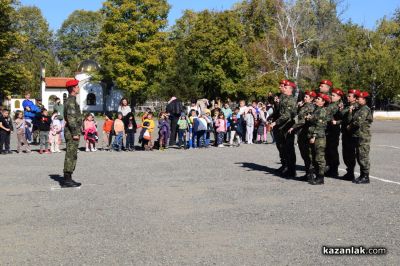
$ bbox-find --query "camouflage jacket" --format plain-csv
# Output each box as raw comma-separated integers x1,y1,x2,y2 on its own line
326,100,342,134
275,94,297,130
348,105,373,138
307,106,328,139
340,102,359,133
64,95,82,136
292,102,315,133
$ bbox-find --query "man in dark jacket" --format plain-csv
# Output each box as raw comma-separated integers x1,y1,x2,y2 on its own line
166,96,183,146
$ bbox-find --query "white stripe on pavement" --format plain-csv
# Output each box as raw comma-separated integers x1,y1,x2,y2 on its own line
51,186,81,190
338,168,400,185
376,145,400,150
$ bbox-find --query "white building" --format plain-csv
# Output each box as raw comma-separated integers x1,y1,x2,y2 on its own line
40,60,124,113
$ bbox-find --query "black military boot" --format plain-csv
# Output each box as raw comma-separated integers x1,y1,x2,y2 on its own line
306,169,314,182
61,173,81,188
298,170,309,181
343,170,355,181
281,167,296,179
329,167,339,179
355,173,370,184
308,171,316,184
314,175,324,185
277,165,286,173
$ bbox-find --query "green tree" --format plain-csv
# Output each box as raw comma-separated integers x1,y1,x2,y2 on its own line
15,5,57,95
98,0,170,101
56,10,103,75
0,0,22,99
176,10,249,100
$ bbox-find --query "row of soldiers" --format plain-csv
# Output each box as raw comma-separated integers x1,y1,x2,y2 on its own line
269,79,373,185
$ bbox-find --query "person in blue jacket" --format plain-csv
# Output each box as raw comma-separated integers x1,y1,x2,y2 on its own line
22,92,41,143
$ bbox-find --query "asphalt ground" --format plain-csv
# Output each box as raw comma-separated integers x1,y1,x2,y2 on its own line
1,120,399,265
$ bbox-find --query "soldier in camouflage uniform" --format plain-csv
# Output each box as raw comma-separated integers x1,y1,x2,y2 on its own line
270,80,288,173
271,81,297,178
62,79,82,188
340,89,360,180
306,93,330,185
325,88,344,178
347,91,373,184
288,90,316,180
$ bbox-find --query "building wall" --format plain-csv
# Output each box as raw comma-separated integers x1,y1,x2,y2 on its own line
80,82,104,112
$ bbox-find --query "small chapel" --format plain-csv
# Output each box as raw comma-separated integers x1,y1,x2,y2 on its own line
40,59,124,113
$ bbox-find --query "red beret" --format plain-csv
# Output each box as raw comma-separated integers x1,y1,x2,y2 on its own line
331,88,344,97
348,89,360,95
285,81,297,89
305,90,317,98
279,79,288,85
317,93,331,103
357,91,370,98
320,80,333,87
66,79,79,88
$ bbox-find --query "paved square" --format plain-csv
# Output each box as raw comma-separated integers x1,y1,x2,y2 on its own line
1,120,399,265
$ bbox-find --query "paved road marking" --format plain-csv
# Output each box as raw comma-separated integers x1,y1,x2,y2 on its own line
376,145,400,150
338,168,400,185
51,186,81,190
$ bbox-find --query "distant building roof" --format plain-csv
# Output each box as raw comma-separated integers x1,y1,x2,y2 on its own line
45,77,75,88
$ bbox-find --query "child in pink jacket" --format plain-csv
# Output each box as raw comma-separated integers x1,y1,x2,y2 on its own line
214,113,227,147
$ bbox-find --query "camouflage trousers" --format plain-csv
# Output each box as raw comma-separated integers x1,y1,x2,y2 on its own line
273,127,286,166
297,130,311,172
356,136,371,175
308,137,326,176
63,128,79,174
342,131,356,173
326,129,340,171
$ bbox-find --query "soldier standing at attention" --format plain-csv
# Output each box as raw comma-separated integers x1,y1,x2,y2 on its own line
347,91,373,184
340,89,360,180
62,79,82,188
271,80,288,173
306,93,330,185
325,88,344,178
288,90,316,180
271,81,297,178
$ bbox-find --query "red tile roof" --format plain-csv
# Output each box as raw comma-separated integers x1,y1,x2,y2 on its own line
45,77,75,88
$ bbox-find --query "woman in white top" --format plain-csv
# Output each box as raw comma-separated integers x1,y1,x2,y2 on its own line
118,98,132,117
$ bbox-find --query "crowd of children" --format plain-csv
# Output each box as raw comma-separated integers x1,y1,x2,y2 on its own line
0,100,276,154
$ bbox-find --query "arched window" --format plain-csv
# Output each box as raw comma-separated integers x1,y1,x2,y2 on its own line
48,95,57,111
14,100,20,109
87,93,96,106
63,93,67,104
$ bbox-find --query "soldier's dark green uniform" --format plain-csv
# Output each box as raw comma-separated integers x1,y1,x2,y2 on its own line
340,101,359,179
275,93,297,177
347,100,373,183
291,101,315,177
272,93,286,170
325,99,342,177
307,104,328,184
63,95,82,178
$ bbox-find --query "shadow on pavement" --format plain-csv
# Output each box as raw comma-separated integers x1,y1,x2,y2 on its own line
235,162,308,182
49,174,64,186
